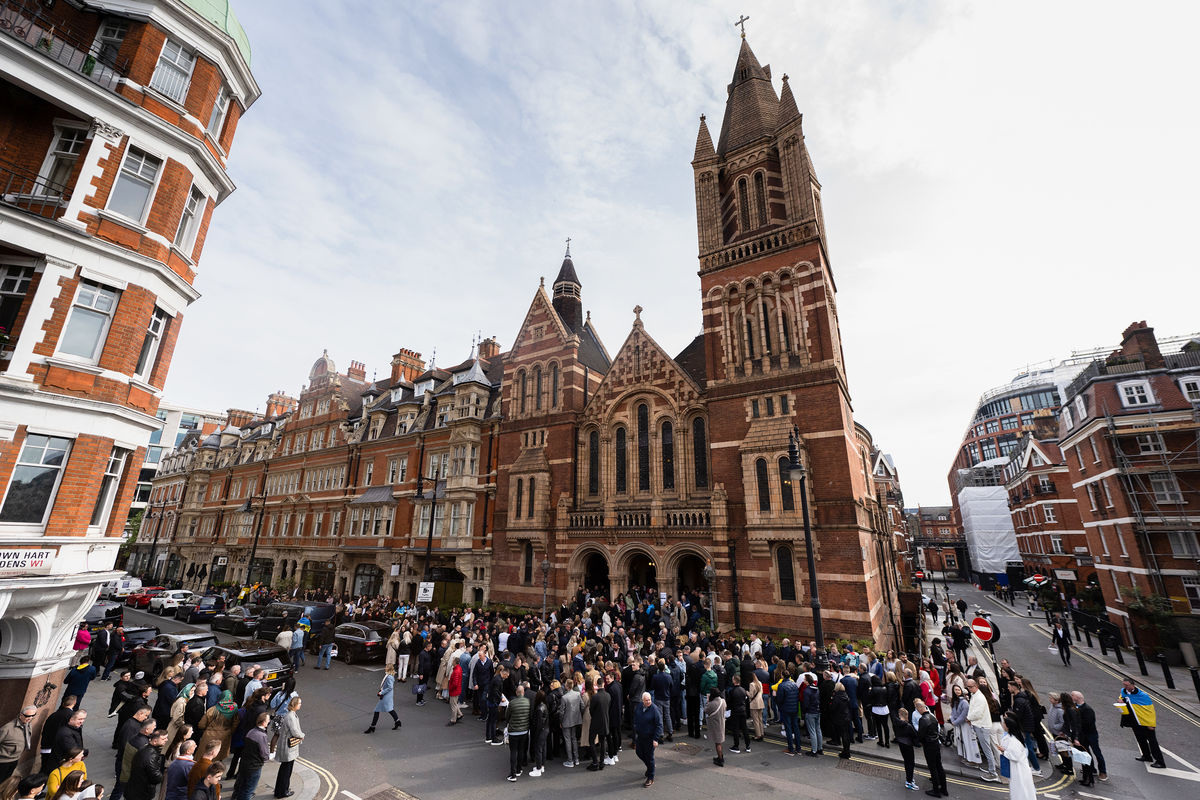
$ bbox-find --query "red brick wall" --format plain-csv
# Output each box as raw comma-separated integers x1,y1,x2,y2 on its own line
44,433,111,536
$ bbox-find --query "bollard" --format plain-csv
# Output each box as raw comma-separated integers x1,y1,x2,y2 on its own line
1157,654,1176,690
1084,628,1093,648
1189,667,1200,704
1045,608,1053,625
1099,633,1107,655
1134,645,1148,676
1114,639,1125,665
1073,621,1081,641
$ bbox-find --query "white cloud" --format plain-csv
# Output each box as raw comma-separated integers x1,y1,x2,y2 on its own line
166,0,1200,504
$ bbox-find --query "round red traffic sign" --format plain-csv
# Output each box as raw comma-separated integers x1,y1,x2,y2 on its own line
972,616,994,642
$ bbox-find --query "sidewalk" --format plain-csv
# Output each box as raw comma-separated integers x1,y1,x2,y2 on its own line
69,685,326,800
980,593,1200,721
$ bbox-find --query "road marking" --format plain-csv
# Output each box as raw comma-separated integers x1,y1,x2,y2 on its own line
298,757,339,800
1161,746,1200,775
341,792,362,800
1145,764,1200,782
1077,792,1109,799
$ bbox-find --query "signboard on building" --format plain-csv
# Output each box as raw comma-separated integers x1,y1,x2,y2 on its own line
1054,569,1078,581
216,557,228,566
0,548,56,578
390,564,400,576
417,582,435,603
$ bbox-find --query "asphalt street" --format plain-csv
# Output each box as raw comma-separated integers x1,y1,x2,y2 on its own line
95,595,1200,800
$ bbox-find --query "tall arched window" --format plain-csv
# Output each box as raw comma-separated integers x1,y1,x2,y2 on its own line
637,403,650,492
517,369,527,414
778,456,795,511
781,304,792,352
615,427,628,494
550,363,559,408
692,418,708,489
534,367,543,410
755,458,771,511
762,300,773,354
661,421,675,491
523,541,533,584
745,313,756,359
588,430,600,496
777,545,797,601
738,177,750,232
754,171,767,227
515,477,524,518
527,477,535,519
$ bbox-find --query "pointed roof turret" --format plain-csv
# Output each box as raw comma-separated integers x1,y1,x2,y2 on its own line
554,254,579,287
552,242,584,331
776,73,800,129
716,37,779,156
693,114,716,162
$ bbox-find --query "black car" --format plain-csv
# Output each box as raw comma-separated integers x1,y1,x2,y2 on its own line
255,602,336,648
175,595,228,623
332,621,390,664
210,605,263,635
131,632,219,678
84,601,123,632
199,640,293,690
116,625,160,666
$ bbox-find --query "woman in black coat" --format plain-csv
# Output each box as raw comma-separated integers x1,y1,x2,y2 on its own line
830,683,854,759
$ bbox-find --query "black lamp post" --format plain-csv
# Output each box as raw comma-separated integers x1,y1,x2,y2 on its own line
702,561,716,630
242,475,268,587
541,557,551,620
144,501,163,580
788,426,825,665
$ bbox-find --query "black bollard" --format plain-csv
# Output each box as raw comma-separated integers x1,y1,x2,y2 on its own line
1099,633,1107,655
1114,639,1125,665
1158,654,1176,690
1189,667,1200,704
1084,627,1093,648
1134,645,1148,676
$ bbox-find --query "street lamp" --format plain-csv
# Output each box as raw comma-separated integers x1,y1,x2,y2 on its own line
541,557,551,620
788,426,825,666
702,561,716,631
144,501,163,581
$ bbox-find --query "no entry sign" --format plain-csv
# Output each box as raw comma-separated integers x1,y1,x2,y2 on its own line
972,616,994,642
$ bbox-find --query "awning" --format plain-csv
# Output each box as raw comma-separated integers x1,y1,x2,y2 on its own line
349,486,397,504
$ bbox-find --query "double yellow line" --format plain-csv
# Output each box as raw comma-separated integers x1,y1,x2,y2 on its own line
298,757,339,800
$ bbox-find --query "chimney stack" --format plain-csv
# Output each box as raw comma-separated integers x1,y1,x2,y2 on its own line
265,391,297,418
1031,409,1059,442
226,408,255,428
390,348,425,384
1116,320,1165,369
347,360,367,382
478,337,501,359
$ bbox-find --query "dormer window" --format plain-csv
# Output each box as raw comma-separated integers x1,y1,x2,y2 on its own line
1180,376,1200,403
1119,380,1154,407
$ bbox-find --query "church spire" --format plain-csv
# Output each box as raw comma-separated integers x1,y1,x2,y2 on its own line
552,246,583,332
776,73,800,130
715,37,779,156
693,114,716,163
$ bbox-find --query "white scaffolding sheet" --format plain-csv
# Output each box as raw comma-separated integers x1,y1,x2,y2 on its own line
959,486,1021,574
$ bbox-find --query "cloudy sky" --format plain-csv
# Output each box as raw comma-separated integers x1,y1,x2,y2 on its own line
168,0,1200,505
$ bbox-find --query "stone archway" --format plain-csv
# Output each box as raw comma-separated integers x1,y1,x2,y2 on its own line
584,552,610,598
663,544,712,599
627,552,658,593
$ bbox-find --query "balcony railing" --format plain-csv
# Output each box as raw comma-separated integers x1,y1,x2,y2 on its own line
567,508,712,530
0,158,70,219
0,0,130,93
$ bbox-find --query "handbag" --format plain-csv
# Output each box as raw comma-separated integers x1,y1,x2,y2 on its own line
287,737,302,748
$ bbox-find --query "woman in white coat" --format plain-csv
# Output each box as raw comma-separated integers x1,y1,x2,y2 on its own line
274,696,304,799
998,712,1036,800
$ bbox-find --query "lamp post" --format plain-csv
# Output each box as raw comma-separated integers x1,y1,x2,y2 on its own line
541,558,551,620
144,501,163,581
702,561,717,631
242,477,268,587
788,426,825,665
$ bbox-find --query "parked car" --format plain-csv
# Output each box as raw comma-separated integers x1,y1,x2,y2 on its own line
332,621,390,664
199,640,293,690
100,577,143,600
149,590,195,615
175,595,228,624
210,604,263,636
115,625,160,665
83,600,123,632
131,632,219,678
125,587,166,609
255,602,337,648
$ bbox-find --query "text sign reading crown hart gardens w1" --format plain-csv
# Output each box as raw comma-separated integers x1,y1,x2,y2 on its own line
0,548,56,578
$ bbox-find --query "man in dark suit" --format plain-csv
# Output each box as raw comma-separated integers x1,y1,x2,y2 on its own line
915,700,947,797
685,648,703,739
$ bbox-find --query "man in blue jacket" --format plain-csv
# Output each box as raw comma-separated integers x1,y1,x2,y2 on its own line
775,668,800,756
632,692,663,787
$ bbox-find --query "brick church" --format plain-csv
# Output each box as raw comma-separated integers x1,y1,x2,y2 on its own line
491,36,901,646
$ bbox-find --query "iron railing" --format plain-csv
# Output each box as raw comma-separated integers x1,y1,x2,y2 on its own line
0,0,130,93
0,157,70,219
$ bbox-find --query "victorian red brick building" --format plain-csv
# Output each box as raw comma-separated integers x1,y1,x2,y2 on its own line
489,37,902,645
0,0,257,722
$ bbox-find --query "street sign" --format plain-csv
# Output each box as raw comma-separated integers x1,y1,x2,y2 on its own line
416,581,435,603
972,616,994,642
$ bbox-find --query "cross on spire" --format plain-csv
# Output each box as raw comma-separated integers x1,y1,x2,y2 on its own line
565,236,571,257
734,14,750,38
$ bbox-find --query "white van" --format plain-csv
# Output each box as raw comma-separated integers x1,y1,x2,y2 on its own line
101,576,142,600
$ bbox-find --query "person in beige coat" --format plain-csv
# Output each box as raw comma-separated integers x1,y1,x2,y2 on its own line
748,674,765,740
705,690,727,767
273,697,303,799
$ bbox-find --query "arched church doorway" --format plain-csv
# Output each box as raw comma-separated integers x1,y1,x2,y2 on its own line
676,554,708,597
628,552,658,593
584,552,610,597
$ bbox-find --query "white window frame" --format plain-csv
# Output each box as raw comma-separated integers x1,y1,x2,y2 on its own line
174,185,205,251
0,434,73,527
1149,472,1184,504
57,279,120,363
107,146,163,225
133,307,168,381
36,123,89,197
1044,504,1057,523
1073,395,1086,420
1051,534,1064,554
207,86,231,139
1179,376,1200,404
1136,433,1165,455
1167,531,1200,559
1062,406,1074,430
1090,437,1101,464
1118,380,1154,408
149,37,196,105
1183,577,1200,613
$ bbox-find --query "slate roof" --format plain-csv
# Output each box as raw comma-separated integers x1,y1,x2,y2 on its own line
554,255,580,286
350,486,396,505
716,38,780,156
577,319,611,373
674,333,707,387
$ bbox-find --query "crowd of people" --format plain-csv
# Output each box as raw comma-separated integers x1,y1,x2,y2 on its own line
0,581,1176,800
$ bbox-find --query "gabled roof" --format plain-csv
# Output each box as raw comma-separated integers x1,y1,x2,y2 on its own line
577,316,611,373
584,315,704,420
510,285,571,354
716,38,780,156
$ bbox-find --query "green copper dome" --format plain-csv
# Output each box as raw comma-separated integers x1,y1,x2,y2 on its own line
180,0,251,66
